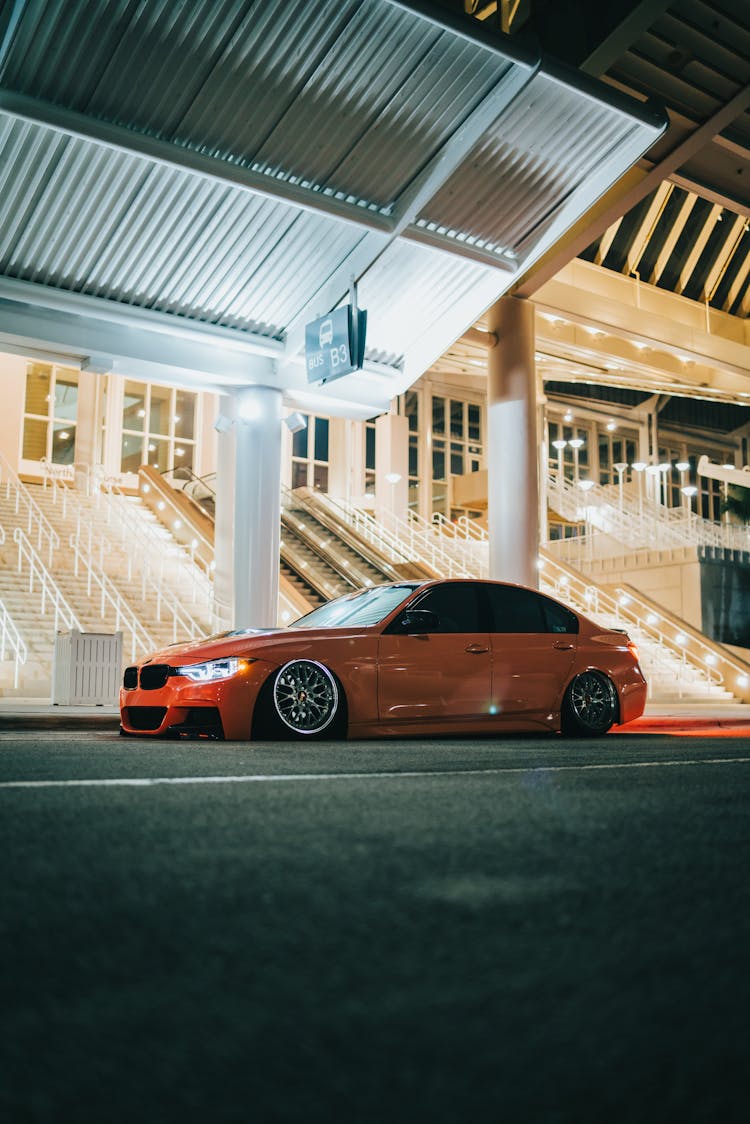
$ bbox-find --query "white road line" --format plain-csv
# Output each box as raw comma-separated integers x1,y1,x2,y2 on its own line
1,757,750,789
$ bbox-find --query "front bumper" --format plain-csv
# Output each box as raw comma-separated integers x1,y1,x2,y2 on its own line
119,659,271,740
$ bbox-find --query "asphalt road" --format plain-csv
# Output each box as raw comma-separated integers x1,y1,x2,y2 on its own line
1,731,749,1124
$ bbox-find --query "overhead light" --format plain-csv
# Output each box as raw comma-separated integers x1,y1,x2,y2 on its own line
578,479,595,491
157,501,166,511
175,447,185,456
606,421,617,431
58,431,70,440
564,411,573,423
385,472,402,484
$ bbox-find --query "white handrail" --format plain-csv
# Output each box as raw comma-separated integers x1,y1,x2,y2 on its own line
323,496,476,578
548,468,750,554
0,592,27,690
538,552,724,697
61,485,208,645
99,478,213,607
67,535,155,662
0,450,60,565
13,526,82,634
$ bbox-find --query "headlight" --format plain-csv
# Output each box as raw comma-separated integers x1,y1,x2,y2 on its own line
175,657,244,682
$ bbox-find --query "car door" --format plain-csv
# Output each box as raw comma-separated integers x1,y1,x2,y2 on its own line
486,585,578,718
377,583,490,724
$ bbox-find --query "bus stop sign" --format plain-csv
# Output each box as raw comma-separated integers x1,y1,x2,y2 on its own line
305,304,367,385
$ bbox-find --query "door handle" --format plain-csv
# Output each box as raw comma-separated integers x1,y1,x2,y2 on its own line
465,644,489,654
553,642,574,650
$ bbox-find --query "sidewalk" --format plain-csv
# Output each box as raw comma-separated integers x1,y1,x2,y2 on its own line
1,697,748,734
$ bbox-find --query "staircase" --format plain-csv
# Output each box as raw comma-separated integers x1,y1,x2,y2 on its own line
0,465,212,697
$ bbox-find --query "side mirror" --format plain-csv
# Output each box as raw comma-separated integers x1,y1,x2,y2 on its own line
399,609,439,633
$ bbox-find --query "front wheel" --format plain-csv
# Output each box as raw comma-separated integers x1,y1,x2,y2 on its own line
270,659,343,737
561,671,618,737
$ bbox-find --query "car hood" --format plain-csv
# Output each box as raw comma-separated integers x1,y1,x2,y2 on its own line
138,625,366,665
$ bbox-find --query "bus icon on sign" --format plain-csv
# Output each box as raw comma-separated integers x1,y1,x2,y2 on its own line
319,319,333,348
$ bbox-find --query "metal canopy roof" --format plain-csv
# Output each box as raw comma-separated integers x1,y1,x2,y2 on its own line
0,0,665,416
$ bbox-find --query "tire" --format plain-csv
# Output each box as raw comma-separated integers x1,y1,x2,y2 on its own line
257,659,344,739
561,671,618,737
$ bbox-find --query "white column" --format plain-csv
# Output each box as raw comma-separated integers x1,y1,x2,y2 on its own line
375,411,408,526
327,417,349,500
487,296,538,587
102,374,124,477
73,369,99,490
233,386,283,629
212,395,236,629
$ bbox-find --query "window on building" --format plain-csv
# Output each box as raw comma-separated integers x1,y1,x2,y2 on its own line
598,431,638,486
120,379,198,475
428,393,484,518
365,420,376,497
22,363,79,465
291,414,329,492
404,390,420,511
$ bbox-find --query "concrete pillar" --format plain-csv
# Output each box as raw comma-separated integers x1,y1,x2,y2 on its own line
232,386,283,629
375,412,408,526
328,418,366,504
73,369,100,490
327,417,349,500
102,374,124,477
212,394,236,629
486,296,538,588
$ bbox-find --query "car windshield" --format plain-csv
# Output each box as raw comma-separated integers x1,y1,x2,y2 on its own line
292,584,421,629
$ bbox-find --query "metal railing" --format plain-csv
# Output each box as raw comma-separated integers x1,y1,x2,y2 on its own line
99,477,213,609
68,535,155,662
55,483,208,647
0,524,28,690
548,468,750,555
321,496,478,579
13,526,82,635
0,592,27,690
0,450,60,565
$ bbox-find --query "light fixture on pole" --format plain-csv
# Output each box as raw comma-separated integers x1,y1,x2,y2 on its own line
568,437,584,484
681,484,698,531
631,461,647,521
551,438,567,494
613,461,628,513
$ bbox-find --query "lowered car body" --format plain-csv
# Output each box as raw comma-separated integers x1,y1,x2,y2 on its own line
119,580,647,740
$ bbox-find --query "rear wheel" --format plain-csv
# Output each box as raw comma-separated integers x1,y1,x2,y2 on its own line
561,671,618,737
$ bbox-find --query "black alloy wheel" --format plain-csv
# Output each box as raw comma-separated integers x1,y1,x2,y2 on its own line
272,659,341,736
562,670,618,736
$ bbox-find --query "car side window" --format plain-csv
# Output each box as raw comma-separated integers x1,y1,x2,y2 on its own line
486,585,578,634
542,596,579,634
408,583,482,633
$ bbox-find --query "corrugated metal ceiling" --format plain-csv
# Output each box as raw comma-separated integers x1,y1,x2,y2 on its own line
0,0,666,413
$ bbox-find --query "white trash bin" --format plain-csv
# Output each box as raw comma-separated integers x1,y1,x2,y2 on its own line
52,630,124,705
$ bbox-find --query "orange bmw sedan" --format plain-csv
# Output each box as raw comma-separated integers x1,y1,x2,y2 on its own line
120,579,647,741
